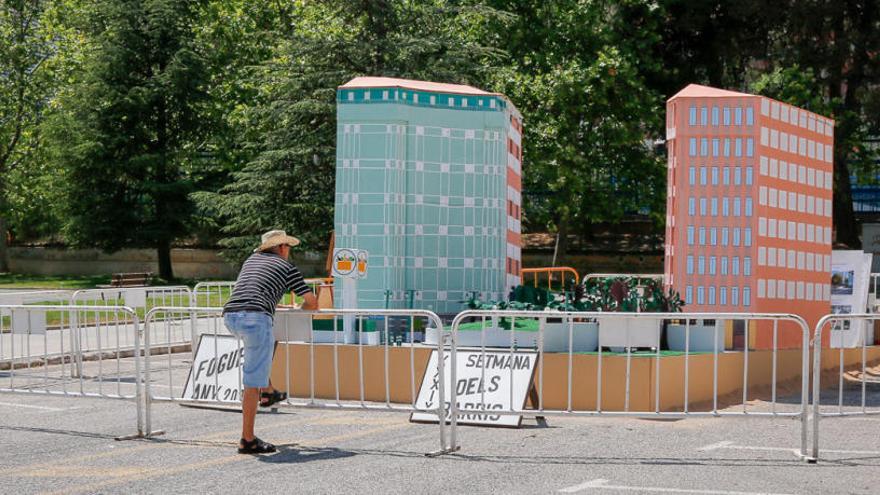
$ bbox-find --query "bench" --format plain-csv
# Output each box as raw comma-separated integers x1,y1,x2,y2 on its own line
108,272,153,288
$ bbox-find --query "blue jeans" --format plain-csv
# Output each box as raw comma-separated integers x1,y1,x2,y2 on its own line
223,312,274,388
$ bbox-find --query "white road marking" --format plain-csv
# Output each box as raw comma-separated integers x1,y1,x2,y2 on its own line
698,441,880,456
697,440,733,451
558,478,796,495
0,401,73,412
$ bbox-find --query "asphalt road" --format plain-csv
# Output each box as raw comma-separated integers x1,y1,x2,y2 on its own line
1,382,879,495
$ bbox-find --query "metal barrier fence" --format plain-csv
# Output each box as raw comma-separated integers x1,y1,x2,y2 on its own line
193,279,332,309
448,310,812,458
141,306,457,455
71,286,193,310
582,273,665,285
7,297,873,463
192,281,236,308
71,286,194,351
0,304,145,438
521,267,580,290
811,313,880,461
0,290,73,305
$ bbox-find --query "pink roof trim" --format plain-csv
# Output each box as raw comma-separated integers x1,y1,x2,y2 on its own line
669,84,755,100
340,77,492,96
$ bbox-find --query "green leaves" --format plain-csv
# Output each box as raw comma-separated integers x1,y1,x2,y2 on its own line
43,0,209,278
203,1,509,265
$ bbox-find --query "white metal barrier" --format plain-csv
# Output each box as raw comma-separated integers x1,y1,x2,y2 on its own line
71,286,194,352
141,306,456,455
193,279,331,309
71,286,193,311
0,289,73,305
192,281,236,308
448,310,812,458
811,313,880,461
0,304,145,438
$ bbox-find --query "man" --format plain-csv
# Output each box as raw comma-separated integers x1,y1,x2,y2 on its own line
223,229,318,454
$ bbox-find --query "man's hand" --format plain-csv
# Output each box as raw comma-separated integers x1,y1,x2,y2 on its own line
299,292,318,310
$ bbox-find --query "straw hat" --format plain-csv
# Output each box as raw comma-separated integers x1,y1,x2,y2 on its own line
254,229,301,253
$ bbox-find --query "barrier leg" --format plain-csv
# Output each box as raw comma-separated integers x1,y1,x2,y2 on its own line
116,314,147,440
426,329,460,457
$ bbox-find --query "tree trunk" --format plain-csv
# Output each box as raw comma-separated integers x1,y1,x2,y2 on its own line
0,216,9,273
832,151,859,247
829,73,863,248
552,214,569,266
157,240,174,281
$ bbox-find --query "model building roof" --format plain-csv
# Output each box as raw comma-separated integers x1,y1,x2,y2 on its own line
669,84,755,100
340,77,492,96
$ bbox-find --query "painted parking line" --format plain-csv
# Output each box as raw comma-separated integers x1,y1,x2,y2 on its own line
0,401,76,412
558,478,796,495
698,441,880,456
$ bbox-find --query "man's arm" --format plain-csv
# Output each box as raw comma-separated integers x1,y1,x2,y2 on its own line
285,264,318,310
299,292,318,310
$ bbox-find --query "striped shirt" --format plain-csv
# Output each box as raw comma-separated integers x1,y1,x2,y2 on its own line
223,252,312,316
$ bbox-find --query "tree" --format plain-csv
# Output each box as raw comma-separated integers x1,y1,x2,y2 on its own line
186,0,299,244
484,0,667,258
198,1,506,264
0,0,57,270
776,0,880,247
47,0,208,279
654,0,880,247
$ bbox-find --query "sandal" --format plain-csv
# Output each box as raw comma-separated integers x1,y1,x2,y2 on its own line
260,390,288,408
238,437,276,454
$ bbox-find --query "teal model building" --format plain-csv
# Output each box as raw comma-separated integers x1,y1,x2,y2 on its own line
334,77,523,313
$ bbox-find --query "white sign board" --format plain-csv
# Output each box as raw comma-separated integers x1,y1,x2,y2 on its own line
830,250,873,348
182,335,244,403
411,350,538,427
332,248,368,279
11,309,46,335
333,247,366,343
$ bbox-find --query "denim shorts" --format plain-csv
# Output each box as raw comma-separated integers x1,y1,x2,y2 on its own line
223,312,274,388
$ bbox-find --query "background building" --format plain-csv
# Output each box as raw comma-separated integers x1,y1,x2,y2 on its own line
664,84,834,348
334,77,522,314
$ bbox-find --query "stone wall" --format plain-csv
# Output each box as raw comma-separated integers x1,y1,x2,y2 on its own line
8,247,328,279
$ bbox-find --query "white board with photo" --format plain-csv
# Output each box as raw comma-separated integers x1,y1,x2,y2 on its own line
830,250,873,348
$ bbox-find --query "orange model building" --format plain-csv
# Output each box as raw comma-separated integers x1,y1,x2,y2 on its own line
664,84,834,348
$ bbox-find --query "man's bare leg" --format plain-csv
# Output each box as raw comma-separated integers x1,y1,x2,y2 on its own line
241,387,259,444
